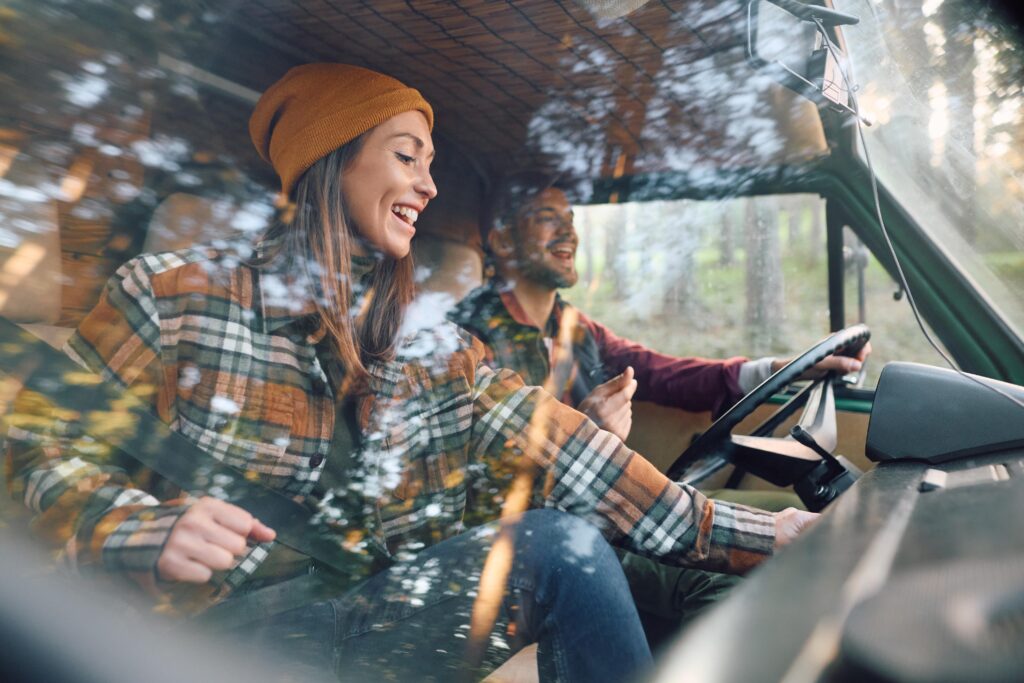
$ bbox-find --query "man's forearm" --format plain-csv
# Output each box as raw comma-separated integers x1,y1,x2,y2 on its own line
585,315,747,414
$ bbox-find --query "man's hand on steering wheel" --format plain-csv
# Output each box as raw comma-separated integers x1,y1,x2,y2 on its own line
770,341,872,379
773,507,820,549
667,325,872,482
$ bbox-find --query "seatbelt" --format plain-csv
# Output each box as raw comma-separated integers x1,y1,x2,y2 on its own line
0,316,376,581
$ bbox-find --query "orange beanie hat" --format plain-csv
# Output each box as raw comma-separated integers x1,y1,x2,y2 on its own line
249,63,434,198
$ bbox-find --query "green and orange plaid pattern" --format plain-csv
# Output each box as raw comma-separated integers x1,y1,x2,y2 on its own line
5,244,775,610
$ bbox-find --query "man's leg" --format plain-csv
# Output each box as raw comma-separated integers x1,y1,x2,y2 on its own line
617,551,740,624
229,509,652,683
615,489,800,647
703,488,805,511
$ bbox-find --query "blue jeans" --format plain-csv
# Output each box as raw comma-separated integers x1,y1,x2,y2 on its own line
231,509,652,682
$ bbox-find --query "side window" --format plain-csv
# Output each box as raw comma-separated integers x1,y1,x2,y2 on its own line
841,226,949,386
564,194,830,363
0,3,279,340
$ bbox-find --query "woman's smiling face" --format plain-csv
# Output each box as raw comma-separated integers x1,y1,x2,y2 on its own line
342,110,437,259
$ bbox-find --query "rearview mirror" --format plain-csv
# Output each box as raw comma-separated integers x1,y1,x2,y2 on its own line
747,0,858,111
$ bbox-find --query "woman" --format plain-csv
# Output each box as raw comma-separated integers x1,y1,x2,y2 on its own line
6,64,815,681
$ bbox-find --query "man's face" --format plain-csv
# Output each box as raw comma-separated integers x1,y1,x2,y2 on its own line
510,187,578,289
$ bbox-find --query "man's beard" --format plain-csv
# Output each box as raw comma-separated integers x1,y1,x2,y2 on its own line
517,253,578,289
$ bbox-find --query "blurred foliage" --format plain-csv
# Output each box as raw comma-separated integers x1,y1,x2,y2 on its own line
565,195,950,387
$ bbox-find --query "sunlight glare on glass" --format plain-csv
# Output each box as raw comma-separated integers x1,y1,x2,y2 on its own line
924,19,946,55
922,0,944,18
0,146,17,180
856,82,892,127
0,243,46,310
63,74,110,109
60,156,94,203
928,81,949,167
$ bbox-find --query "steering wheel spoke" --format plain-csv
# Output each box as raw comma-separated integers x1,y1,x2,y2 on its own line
794,374,837,451
667,325,871,496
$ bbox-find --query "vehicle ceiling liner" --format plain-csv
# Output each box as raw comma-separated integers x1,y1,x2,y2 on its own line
208,0,828,194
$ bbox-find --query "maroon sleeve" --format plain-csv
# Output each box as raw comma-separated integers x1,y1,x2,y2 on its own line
580,312,748,417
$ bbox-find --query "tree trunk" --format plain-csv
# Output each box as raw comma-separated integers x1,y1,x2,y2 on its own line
808,196,823,268
744,199,784,355
784,195,800,248
605,206,625,298
718,201,735,266
882,0,933,101
579,208,593,287
664,201,699,319
939,2,978,244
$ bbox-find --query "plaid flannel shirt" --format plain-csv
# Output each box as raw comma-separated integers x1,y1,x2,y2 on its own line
6,245,775,610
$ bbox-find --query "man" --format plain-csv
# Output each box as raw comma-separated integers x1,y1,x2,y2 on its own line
449,172,868,631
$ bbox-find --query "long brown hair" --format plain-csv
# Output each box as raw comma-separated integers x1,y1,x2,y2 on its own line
261,138,414,386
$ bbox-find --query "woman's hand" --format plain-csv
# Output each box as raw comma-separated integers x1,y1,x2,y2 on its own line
773,507,820,550
157,497,276,583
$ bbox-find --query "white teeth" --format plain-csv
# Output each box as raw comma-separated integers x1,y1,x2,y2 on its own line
392,205,419,224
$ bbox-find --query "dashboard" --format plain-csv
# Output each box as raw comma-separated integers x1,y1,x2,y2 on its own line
655,363,1024,683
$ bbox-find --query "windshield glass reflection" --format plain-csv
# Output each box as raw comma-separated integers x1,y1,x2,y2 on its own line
1,0,1021,680
841,0,1024,338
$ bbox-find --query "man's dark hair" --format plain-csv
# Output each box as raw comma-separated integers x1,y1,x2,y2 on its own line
483,170,573,247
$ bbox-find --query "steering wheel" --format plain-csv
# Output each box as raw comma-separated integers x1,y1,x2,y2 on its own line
666,324,871,483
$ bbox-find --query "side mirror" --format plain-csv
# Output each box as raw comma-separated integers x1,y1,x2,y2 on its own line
747,0,859,111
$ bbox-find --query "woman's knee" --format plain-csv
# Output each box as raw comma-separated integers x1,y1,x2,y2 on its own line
501,510,651,679
507,509,625,583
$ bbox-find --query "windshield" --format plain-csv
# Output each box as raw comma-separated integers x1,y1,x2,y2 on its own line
838,0,1024,339
0,3,812,680
2,1,1022,681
